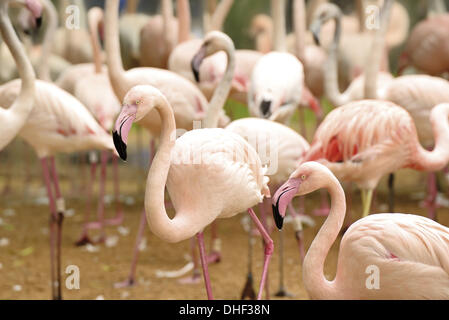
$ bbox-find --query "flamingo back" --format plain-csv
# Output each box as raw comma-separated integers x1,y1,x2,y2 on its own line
226,118,309,186
304,100,416,189
0,79,113,157
336,213,449,299
167,128,270,221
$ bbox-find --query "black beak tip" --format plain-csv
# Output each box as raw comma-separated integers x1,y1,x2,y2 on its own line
191,60,200,83
112,130,127,161
36,16,43,29
272,204,284,230
312,32,320,46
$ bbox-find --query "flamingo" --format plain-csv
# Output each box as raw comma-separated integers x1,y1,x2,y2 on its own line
298,100,449,218
309,2,393,108
104,0,230,288
112,84,273,300
248,0,322,127
138,0,178,69
0,0,41,151
272,161,449,299
167,0,260,105
72,6,123,245
398,8,449,76
0,3,116,299
192,30,315,298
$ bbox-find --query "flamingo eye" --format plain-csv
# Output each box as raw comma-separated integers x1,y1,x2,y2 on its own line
135,100,142,105
301,174,306,180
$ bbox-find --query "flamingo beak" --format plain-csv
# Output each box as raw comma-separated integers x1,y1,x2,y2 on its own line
25,0,43,19
272,178,301,229
310,20,321,46
112,104,137,161
191,45,207,83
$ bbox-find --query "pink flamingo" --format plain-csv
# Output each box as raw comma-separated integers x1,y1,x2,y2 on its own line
112,84,273,300
0,3,115,300
272,161,449,299
104,0,229,288
0,0,41,151
398,12,449,76
193,31,315,298
380,75,449,220
309,2,393,108
300,100,449,218
168,0,261,105
249,0,322,129
72,6,124,245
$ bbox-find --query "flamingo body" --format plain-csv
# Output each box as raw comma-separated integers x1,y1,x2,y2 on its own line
0,79,113,157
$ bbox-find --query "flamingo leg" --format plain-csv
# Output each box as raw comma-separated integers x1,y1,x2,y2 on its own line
361,189,373,218
196,232,214,300
95,150,108,242
109,153,124,225
178,237,201,284
75,153,97,246
49,157,64,301
207,221,221,264
288,202,305,263
114,210,147,288
423,172,438,221
247,208,274,301
388,173,395,212
40,157,58,300
240,218,256,300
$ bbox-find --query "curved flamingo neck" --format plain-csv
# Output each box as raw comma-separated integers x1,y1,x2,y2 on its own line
324,12,349,106
143,92,203,243
204,40,236,128
88,7,104,73
105,0,128,101
177,0,191,44
271,0,286,52
0,1,36,149
38,0,58,81
364,0,393,99
414,104,449,172
293,0,306,62
303,174,345,299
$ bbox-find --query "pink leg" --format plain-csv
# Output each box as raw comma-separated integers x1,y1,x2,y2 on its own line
207,221,221,264
178,237,201,284
41,158,58,299
96,151,108,242
110,154,124,225
75,159,97,246
287,203,305,262
48,157,64,300
247,208,274,300
422,172,438,221
114,210,147,288
197,232,214,300
240,218,256,300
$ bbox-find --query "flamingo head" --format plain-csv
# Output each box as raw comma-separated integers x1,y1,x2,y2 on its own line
310,3,342,47
113,85,163,161
272,162,333,229
11,0,42,33
191,31,235,83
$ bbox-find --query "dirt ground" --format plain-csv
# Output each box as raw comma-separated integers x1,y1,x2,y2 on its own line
1,152,449,300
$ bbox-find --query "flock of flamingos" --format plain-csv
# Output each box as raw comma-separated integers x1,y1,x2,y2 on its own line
1,0,449,300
